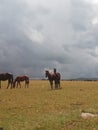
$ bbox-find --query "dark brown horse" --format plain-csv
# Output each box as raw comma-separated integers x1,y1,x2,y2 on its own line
45,70,61,89
0,73,13,89
13,75,29,88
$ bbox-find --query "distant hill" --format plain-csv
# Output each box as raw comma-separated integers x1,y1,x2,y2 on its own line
65,77,98,81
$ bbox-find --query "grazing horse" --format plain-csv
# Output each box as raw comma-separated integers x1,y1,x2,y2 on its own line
45,70,61,89
13,75,29,88
0,73,13,89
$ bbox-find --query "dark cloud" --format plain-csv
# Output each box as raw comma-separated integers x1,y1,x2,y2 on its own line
0,0,98,79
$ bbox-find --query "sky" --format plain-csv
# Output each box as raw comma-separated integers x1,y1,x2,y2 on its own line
0,0,98,79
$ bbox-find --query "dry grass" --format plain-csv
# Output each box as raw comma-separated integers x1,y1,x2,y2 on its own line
0,80,98,130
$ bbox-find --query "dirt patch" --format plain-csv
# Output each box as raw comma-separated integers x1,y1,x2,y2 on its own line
70,102,83,106
61,120,82,130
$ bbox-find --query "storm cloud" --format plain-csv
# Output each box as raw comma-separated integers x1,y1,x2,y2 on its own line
0,0,98,79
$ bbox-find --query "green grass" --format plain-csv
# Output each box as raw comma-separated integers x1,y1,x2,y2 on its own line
0,80,98,130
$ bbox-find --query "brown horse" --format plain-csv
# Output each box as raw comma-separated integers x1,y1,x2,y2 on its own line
0,73,13,89
45,70,61,89
13,75,29,88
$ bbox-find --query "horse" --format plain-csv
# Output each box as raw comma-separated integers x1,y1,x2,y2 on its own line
45,70,61,89
0,73,13,89
13,75,29,88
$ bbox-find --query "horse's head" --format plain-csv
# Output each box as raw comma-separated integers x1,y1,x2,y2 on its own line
45,70,49,77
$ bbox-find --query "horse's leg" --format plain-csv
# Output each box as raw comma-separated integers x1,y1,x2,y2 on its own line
58,80,60,88
27,80,29,88
54,80,56,89
0,81,1,89
16,82,18,88
25,81,26,88
6,80,10,89
59,79,61,89
51,81,53,89
26,81,29,88
57,80,61,89
10,80,13,88
27,83,29,88
25,81,28,88
19,82,21,88
54,79,57,89
11,82,13,88
9,80,12,89
26,80,29,88
50,80,53,89
25,82,28,88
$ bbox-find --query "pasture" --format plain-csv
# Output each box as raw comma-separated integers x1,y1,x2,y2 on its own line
0,80,98,130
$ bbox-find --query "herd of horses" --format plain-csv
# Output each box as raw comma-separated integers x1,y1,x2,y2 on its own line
0,69,61,89
0,73,29,89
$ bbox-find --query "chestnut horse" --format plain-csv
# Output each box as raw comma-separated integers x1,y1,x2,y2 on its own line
13,75,29,88
45,70,61,89
0,73,13,89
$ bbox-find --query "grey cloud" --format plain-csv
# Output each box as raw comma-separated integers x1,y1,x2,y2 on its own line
0,0,98,79
70,0,93,31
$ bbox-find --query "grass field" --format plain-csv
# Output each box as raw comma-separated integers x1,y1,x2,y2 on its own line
0,80,98,130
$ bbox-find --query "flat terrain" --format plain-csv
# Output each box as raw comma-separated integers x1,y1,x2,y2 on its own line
0,80,98,130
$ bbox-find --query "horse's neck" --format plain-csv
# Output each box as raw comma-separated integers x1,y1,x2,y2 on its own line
47,73,53,80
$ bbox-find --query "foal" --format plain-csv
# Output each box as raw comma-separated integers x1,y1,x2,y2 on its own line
13,75,29,88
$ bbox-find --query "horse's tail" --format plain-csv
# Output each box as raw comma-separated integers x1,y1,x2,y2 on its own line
27,77,29,84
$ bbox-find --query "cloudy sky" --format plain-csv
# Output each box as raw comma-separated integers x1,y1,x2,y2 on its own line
0,0,98,79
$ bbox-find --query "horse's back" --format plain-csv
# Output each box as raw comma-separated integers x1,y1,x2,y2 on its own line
0,73,13,80
54,73,60,80
15,75,29,81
